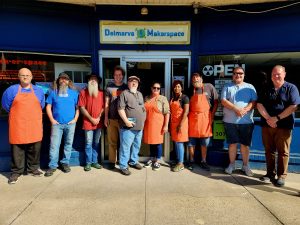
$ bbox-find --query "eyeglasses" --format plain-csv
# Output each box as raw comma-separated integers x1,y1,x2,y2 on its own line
152,87,160,90
233,72,244,75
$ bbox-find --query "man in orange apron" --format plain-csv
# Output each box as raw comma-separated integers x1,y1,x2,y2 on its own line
187,72,218,171
1,68,45,184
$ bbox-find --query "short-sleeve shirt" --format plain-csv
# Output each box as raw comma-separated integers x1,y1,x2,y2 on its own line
187,83,218,108
144,95,170,114
171,94,189,109
105,82,127,119
257,81,300,129
78,89,104,130
1,84,45,113
118,89,146,130
221,82,257,124
46,88,79,124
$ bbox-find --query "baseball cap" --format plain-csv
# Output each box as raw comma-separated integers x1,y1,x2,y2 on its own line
58,72,70,80
128,76,140,83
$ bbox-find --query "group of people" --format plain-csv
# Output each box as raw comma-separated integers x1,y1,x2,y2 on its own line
1,65,299,188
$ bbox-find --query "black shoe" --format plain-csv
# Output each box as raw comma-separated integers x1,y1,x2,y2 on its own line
129,163,143,170
28,169,43,177
61,164,71,173
199,161,210,171
259,175,275,184
107,163,116,170
152,162,161,171
275,178,285,187
186,162,194,171
44,168,57,177
8,173,20,184
120,168,131,176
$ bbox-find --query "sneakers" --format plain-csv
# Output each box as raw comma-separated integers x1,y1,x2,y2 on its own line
172,163,184,172
259,175,274,184
91,163,103,169
275,177,285,187
84,164,91,171
61,164,71,173
152,161,161,171
199,161,210,171
186,162,194,171
44,168,57,177
120,168,131,176
225,163,235,175
28,169,43,177
8,173,20,184
144,160,153,168
129,163,143,170
242,165,254,177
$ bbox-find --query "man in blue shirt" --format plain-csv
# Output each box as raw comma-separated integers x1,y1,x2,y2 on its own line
44,72,79,177
1,68,45,184
257,65,300,187
221,67,257,177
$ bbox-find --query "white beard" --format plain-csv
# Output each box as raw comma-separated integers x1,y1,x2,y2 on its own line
58,85,68,96
88,81,99,97
129,87,137,93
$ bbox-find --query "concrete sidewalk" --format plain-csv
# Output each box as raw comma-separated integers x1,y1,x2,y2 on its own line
1,164,300,225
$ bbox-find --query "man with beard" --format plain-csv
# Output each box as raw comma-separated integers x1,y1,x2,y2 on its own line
1,68,45,184
78,74,104,171
187,72,218,171
104,66,127,169
118,76,146,176
44,72,79,177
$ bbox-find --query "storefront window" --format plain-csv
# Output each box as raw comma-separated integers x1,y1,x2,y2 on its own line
199,52,300,118
0,51,91,115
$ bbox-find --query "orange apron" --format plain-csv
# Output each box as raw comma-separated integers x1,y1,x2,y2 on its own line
170,98,188,142
143,97,164,144
9,85,43,144
188,86,212,138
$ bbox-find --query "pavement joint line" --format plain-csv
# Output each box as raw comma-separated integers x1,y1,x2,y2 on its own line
144,168,148,225
8,171,62,225
231,175,284,225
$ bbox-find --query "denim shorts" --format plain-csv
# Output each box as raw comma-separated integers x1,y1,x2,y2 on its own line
188,137,210,147
224,122,254,146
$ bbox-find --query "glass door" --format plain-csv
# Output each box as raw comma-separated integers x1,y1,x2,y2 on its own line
123,58,169,161
99,51,191,162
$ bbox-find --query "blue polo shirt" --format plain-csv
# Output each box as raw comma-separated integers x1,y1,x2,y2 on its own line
1,84,45,113
257,81,300,129
46,88,79,124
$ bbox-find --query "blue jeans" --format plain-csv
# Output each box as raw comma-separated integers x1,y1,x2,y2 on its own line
174,142,184,163
119,129,143,170
150,144,162,160
48,123,76,169
85,129,102,164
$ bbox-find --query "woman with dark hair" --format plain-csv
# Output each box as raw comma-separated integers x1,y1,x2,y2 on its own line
170,80,189,172
143,82,170,171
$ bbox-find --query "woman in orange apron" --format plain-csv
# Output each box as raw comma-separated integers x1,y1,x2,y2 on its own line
170,80,189,172
143,82,170,171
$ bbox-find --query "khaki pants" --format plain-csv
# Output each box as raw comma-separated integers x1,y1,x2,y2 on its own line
107,119,120,163
262,126,292,179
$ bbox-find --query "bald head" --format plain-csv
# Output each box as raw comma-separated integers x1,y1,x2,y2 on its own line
18,68,33,88
271,65,286,88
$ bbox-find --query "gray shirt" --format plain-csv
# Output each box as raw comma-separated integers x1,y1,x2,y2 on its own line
118,89,146,130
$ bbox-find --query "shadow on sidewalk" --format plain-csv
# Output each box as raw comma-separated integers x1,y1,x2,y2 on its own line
187,164,300,197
